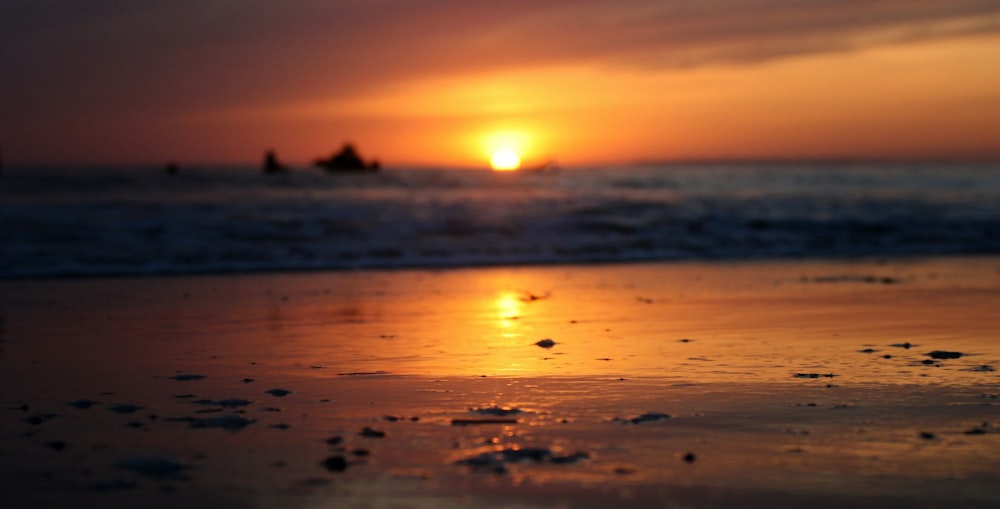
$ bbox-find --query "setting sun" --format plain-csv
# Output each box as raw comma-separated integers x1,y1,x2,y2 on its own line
490,149,521,171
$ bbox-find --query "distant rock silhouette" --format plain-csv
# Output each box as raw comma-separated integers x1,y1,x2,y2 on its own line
263,150,287,174
314,143,380,172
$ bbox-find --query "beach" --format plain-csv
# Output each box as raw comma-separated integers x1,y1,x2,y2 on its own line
5,2,1000,506
2,257,998,508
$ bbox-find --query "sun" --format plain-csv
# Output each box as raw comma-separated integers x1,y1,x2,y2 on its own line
490,149,521,171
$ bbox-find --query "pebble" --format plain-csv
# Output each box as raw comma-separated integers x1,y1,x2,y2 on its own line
46,440,67,451
266,388,293,397
168,414,256,431
614,412,671,424
116,455,190,479
67,399,100,409
108,404,144,414
456,447,590,474
321,456,348,472
169,374,206,381
192,398,253,408
964,423,994,435
535,339,556,349
470,406,524,416
24,413,58,425
927,351,963,360
360,427,386,438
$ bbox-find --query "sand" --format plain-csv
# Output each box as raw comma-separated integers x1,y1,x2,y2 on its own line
1,257,999,508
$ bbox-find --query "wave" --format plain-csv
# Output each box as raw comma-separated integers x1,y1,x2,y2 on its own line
2,163,999,278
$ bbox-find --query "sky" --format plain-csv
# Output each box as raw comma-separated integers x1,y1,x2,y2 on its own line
2,0,1000,167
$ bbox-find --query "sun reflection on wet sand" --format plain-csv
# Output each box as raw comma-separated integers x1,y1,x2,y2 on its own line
5,259,1000,384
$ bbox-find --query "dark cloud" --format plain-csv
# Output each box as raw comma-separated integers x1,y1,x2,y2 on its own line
1,0,997,160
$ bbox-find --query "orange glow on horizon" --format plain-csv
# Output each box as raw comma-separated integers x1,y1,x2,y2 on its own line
156,34,1000,167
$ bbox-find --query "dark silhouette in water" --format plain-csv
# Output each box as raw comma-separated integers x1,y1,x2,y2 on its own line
314,143,380,172
165,161,179,175
263,150,287,174
523,160,560,174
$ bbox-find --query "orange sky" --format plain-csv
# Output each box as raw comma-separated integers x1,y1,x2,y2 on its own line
2,1,999,167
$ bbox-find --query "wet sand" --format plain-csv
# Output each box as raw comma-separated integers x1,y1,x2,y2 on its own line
1,257,999,508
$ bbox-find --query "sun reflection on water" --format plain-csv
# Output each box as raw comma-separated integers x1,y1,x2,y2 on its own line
495,292,523,332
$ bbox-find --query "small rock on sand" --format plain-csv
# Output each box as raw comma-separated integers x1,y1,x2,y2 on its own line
927,350,963,360
964,423,995,435
360,427,386,438
614,412,671,424
116,455,190,479
266,388,293,397
24,413,58,425
67,399,100,409
169,374,206,381
168,414,256,431
322,455,349,472
470,406,524,416
535,339,556,349
192,398,252,408
456,447,589,473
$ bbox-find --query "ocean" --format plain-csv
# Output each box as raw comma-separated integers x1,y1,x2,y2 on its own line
2,162,999,278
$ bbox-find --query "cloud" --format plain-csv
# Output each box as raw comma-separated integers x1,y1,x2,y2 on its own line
1,0,998,123
457,0,1000,70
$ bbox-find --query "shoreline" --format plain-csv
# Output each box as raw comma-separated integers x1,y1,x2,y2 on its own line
5,251,1000,282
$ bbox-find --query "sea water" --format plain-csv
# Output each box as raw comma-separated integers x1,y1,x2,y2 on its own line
2,162,999,278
